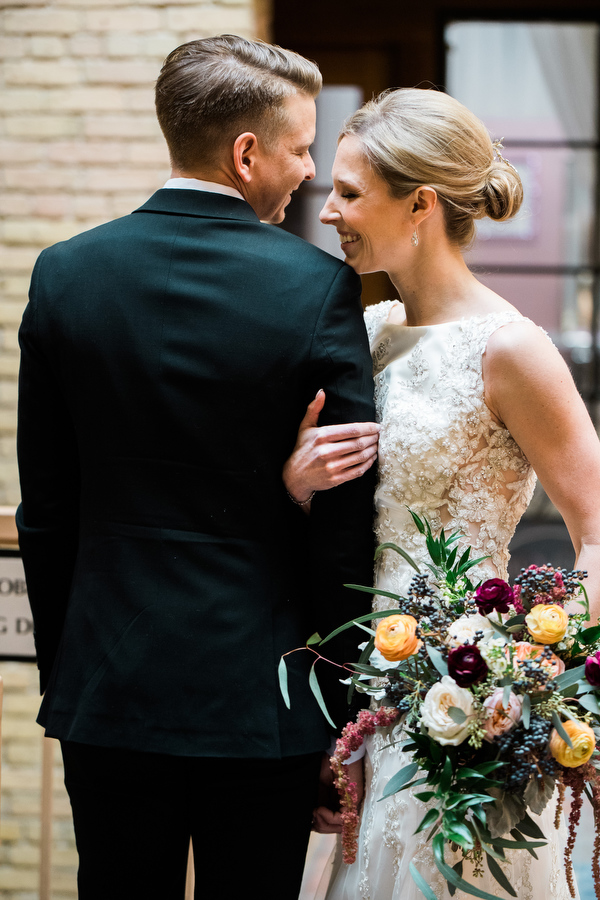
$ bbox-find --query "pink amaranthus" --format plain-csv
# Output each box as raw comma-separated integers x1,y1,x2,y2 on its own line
330,706,399,863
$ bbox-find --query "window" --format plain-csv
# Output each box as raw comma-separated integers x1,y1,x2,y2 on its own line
445,21,599,407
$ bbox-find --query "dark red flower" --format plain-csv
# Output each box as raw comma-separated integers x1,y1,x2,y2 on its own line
585,651,600,688
447,644,488,688
475,578,513,615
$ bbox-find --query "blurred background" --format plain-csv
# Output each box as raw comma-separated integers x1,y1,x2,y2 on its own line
0,0,599,896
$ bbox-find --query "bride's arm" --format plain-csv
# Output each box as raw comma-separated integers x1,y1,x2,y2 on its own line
484,320,600,622
282,389,379,505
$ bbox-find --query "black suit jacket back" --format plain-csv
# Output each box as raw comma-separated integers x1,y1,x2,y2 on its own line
17,189,376,758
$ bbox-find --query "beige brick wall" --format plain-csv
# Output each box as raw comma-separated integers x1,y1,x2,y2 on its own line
0,2,269,895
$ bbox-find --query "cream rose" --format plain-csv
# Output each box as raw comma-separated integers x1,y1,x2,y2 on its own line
482,688,522,742
420,675,475,746
447,613,495,646
525,603,569,644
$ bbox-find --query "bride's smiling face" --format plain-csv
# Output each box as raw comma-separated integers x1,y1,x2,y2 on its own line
320,135,413,275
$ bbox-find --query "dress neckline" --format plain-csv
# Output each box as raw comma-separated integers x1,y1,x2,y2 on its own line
384,310,523,330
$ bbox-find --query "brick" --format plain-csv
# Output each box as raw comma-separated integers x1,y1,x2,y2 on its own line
68,33,103,57
47,140,124,164
126,142,170,166
84,114,160,138
0,141,43,163
2,275,30,298
5,116,80,139
0,89,52,113
2,220,83,247
84,60,160,84
123,87,157,112
0,821,22,843
49,87,125,112
0,247,39,274
86,8,161,32
0,36,26,56
86,167,166,192
30,36,65,57
166,5,254,34
2,9,82,34
0,866,38,890
5,61,81,86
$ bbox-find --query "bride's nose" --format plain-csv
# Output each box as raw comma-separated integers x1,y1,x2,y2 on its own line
319,192,340,225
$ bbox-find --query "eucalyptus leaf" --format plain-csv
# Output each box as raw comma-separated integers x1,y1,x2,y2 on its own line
554,665,586,690
551,711,573,748
278,657,290,709
426,644,449,677
579,692,600,714
578,624,600,645
486,854,517,897
415,808,440,834
374,541,421,573
409,862,438,900
432,834,505,900
522,692,531,729
309,662,336,729
447,705,467,724
379,762,420,800
515,813,546,840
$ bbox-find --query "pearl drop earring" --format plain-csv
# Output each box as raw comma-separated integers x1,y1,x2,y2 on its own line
411,228,419,247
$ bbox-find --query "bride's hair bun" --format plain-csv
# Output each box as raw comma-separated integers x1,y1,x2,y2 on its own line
340,88,524,249
482,159,523,222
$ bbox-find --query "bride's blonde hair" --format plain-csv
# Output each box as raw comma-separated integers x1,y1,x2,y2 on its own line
340,87,523,248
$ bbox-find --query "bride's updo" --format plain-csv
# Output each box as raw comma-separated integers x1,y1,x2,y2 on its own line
340,88,523,248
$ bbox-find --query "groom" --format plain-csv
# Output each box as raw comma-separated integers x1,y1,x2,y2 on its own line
16,35,377,899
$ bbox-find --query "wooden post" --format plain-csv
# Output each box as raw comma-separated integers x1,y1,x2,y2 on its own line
40,736,54,900
185,839,194,899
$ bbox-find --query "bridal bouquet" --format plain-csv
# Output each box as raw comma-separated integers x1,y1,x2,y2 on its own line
279,513,600,900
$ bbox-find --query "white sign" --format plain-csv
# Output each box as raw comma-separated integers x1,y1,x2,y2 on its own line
0,552,35,660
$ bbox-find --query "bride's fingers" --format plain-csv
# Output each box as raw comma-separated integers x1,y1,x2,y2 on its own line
313,421,380,445
298,389,326,432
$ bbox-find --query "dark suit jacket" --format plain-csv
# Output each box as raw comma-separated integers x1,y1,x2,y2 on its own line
16,188,376,759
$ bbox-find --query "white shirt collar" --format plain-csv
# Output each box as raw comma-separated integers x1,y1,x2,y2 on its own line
162,177,245,202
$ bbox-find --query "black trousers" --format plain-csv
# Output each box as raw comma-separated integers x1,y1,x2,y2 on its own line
61,741,323,900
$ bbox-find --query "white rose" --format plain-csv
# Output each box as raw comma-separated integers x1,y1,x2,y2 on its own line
420,675,475,746
447,614,495,646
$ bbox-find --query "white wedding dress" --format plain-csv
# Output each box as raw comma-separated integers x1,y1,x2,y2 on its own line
323,301,576,900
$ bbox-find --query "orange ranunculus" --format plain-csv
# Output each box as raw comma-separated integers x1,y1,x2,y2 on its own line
549,719,596,767
374,614,421,662
511,641,565,679
525,603,569,644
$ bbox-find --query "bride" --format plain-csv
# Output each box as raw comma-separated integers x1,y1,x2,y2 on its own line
283,87,600,899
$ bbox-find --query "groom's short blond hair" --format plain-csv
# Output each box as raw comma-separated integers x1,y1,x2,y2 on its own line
155,34,322,171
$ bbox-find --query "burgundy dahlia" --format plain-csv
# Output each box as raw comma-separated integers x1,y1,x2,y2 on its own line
447,644,488,688
585,651,600,688
475,578,513,615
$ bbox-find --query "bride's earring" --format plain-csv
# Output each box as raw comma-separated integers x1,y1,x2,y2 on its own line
411,228,419,247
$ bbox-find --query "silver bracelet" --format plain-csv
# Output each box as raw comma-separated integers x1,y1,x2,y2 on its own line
286,489,315,507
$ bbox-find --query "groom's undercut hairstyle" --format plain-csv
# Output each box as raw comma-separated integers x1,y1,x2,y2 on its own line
155,34,322,172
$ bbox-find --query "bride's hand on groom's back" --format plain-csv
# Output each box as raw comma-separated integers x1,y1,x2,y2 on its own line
283,390,379,504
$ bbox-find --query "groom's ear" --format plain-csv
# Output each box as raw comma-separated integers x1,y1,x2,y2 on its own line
232,132,260,184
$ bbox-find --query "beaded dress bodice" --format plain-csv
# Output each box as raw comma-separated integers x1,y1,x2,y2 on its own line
365,300,537,608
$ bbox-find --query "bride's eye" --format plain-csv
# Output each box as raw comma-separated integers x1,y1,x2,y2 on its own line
341,191,358,200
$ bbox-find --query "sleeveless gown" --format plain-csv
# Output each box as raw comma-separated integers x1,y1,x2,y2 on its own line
323,301,576,900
